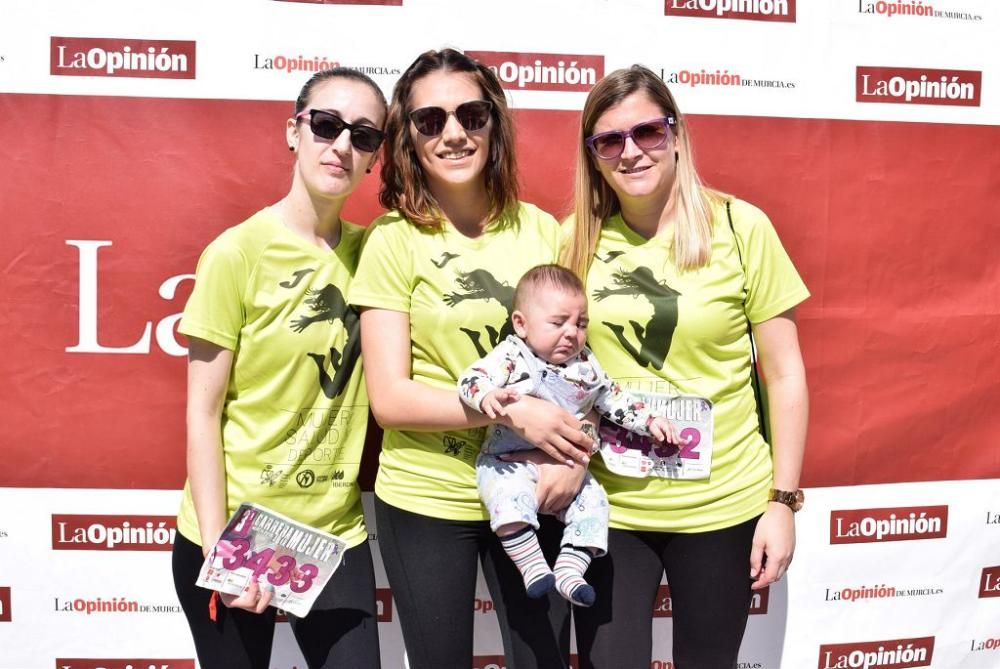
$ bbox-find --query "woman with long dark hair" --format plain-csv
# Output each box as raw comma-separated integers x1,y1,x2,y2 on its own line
352,48,592,669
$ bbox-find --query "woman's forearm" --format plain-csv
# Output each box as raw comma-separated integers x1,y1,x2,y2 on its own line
186,339,234,554
368,376,494,432
764,372,808,491
753,310,808,492
187,410,228,552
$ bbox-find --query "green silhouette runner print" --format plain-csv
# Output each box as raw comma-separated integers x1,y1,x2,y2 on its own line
288,282,361,399
593,266,681,370
443,269,515,358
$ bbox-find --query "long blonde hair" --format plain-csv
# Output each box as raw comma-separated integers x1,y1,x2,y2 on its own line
563,65,723,279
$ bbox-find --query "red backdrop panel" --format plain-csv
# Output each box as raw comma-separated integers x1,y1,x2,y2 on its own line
1,93,998,489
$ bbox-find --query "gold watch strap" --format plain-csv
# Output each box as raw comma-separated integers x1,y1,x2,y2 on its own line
768,488,804,512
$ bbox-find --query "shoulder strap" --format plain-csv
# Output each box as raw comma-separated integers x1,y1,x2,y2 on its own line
725,200,770,444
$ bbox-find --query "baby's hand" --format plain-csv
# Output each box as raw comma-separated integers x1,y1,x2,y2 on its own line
480,388,520,419
649,416,680,445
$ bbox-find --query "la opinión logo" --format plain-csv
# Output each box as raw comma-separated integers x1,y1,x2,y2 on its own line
50,37,196,79
856,66,981,106
830,506,947,544
664,0,796,22
465,51,603,92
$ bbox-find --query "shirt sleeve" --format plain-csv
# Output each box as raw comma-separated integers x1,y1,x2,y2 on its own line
457,339,519,412
729,199,810,324
586,351,655,436
178,235,248,351
349,215,415,313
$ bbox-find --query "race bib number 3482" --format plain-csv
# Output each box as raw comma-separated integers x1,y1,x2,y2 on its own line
598,393,713,479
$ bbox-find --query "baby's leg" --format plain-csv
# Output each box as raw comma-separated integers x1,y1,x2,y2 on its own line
476,454,554,598
555,472,610,607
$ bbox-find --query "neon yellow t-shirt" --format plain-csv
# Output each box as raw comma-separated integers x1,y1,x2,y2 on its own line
177,207,369,549
350,203,562,520
583,198,809,533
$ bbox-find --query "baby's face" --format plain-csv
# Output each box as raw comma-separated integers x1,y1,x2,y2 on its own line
513,288,589,365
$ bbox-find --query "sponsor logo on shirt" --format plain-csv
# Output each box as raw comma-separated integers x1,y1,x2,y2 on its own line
50,37,196,79
664,0,796,22
856,67,981,106
830,506,947,544
465,51,604,92
818,636,934,669
296,469,316,488
52,514,176,551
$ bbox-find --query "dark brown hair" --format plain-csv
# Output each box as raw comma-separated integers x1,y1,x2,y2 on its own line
294,67,387,117
379,48,519,229
513,264,585,312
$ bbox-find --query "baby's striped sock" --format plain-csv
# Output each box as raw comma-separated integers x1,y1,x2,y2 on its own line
554,545,595,607
500,527,554,598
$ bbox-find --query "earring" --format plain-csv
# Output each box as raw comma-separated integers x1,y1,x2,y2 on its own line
288,145,295,152
675,150,679,162
365,166,373,174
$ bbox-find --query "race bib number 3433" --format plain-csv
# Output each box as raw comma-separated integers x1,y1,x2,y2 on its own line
598,393,713,479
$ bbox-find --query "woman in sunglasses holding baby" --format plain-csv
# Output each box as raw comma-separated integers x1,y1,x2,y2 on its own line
351,49,592,668
172,68,386,668
565,65,809,669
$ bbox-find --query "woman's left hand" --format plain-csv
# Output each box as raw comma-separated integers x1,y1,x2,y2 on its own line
749,503,796,590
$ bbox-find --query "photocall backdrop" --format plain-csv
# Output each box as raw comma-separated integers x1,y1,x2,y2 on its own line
1,1,998,668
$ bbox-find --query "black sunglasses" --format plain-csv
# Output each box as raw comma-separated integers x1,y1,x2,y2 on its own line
408,100,493,137
295,109,385,153
585,116,676,160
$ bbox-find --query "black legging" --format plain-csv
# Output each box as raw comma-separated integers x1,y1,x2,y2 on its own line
374,495,571,669
172,531,381,669
574,517,760,669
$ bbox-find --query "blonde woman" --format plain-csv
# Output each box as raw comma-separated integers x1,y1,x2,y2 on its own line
566,65,809,669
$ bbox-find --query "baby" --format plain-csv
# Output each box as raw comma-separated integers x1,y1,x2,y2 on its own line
459,264,679,606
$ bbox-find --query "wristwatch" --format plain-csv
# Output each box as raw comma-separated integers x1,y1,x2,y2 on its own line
768,488,804,512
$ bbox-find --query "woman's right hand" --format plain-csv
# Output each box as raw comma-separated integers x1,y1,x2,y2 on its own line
220,581,273,614
501,395,593,465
